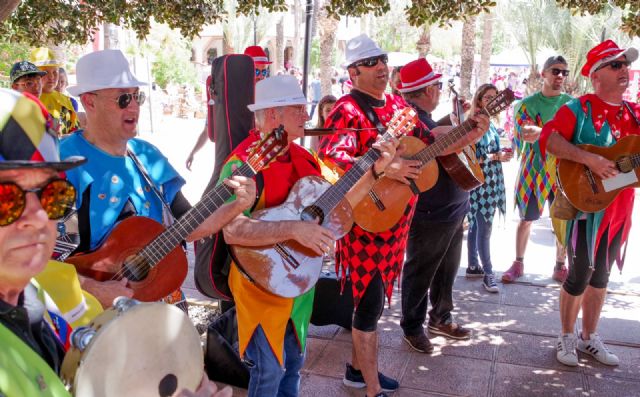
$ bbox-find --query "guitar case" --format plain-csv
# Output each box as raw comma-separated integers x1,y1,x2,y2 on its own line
194,54,255,301
311,272,354,330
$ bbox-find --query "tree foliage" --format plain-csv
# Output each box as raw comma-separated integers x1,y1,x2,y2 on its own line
1,0,637,47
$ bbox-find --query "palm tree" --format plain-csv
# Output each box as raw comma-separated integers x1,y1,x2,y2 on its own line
317,1,338,96
478,11,494,85
460,16,477,98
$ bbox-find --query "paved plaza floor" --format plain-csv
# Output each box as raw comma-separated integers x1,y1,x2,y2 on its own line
140,110,640,396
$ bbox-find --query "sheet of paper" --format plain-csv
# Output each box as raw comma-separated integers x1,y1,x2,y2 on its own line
602,171,638,192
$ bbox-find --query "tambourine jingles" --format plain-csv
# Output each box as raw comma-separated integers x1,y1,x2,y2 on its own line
61,298,203,397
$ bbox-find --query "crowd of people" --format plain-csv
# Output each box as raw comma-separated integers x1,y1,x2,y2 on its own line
1,32,639,397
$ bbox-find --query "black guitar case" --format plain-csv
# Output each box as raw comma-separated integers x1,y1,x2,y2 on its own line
311,272,354,330
204,307,249,389
194,54,255,301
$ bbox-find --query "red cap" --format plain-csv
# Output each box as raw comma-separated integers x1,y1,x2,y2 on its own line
397,58,442,93
580,40,638,77
243,46,272,65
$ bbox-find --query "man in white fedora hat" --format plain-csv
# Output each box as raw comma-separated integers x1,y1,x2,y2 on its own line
222,74,398,397
319,36,489,397
60,49,256,309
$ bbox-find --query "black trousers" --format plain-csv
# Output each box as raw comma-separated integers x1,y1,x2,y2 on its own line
401,217,464,336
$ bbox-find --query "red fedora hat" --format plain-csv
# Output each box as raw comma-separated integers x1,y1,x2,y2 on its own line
397,58,442,93
581,40,638,77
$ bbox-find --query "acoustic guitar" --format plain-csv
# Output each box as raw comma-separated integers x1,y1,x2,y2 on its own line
65,128,288,302
231,108,418,298
354,88,515,233
557,135,640,213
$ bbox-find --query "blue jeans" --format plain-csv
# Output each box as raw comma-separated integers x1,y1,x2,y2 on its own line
245,323,305,397
467,214,493,274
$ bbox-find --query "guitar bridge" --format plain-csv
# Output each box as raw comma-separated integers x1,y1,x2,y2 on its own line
275,243,301,269
368,190,386,211
585,167,599,194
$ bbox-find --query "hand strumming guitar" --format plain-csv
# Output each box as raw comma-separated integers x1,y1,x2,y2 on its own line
584,151,619,179
290,220,337,256
383,143,422,185
80,277,133,308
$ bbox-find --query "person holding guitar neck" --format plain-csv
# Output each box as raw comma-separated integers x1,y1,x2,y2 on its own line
0,89,231,397
540,40,639,367
505,55,573,284
59,50,256,309
396,58,488,354
221,74,397,397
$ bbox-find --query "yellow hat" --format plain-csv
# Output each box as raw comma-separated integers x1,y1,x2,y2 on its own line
30,47,62,67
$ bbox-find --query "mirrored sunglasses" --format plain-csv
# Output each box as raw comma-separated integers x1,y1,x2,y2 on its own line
114,92,146,109
0,179,76,227
351,54,389,68
255,69,269,77
550,68,570,77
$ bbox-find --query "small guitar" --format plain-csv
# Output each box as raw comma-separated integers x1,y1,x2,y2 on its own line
354,88,515,233
231,108,418,298
557,135,640,213
65,128,288,302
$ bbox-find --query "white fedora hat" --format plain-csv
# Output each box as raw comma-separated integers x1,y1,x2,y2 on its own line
247,75,309,112
67,49,147,96
341,34,387,68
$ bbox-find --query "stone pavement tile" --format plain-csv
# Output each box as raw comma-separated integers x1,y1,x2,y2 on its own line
451,300,506,333
502,304,560,336
502,284,560,311
452,276,502,305
298,374,362,397
183,286,215,303
585,374,640,396
304,337,330,371
495,332,580,373
581,344,640,382
395,389,452,397
429,332,497,362
306,340,410,381
492,362,587,397
582,312,640,346
604,293,640,311
402,353,491,396
308,324,341,340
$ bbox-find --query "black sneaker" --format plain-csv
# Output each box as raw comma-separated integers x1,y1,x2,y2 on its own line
343,363,399,392
465,265,484,278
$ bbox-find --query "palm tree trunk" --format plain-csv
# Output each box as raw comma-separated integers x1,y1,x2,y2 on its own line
460,16,477,98
416,24,432,59
0,0,19,23
293,0,302,67
318,5,338,96
478,12,493,85
276,15,285,72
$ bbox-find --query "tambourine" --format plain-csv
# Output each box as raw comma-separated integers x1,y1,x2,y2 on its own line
61,298,203,397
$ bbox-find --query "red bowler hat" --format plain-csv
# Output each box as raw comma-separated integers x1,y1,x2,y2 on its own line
397,58,442,93
244,46,272,65
581,39,638,77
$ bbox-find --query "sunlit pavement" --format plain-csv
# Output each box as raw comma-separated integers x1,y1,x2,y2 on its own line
140,107,640,397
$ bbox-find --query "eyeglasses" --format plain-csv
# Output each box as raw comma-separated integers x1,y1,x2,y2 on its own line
550,68,570,77
596,60,630,72
255,69,269,77
351,54,389,68
89,92,146,109
0,179,76,227
14,79,41,89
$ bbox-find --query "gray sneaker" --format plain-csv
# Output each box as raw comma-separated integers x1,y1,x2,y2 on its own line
577,332,619,366
483,273,499,293
556,333,579,366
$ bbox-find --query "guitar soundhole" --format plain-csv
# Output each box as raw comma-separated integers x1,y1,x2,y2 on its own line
123,255,151,282
301,205,325,225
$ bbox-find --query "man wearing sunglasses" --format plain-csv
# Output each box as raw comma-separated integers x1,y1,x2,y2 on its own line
0,89,233,397
59,49,256,309
505,55,574,285
318,35,488,397
540,40,639,368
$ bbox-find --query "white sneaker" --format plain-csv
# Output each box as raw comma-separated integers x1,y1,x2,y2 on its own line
556,333,579,366
577,333,619,366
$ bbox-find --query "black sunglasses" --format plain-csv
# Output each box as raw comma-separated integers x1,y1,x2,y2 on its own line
351,54,389,68
550,68,570,77
255,69,269,77
596,60,630,72
89,91,146,109
0,179,76,227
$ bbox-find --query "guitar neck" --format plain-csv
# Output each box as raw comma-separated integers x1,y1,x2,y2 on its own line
315,131,393,212
411,115,480,165
140,163,255,264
